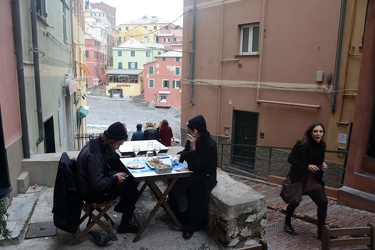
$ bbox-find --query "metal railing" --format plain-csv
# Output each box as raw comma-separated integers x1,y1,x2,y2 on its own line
74,134,348,188
217,142,348,189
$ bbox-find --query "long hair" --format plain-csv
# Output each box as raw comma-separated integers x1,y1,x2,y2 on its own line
301,122,325,146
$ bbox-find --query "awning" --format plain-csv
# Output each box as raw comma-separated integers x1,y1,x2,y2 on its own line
75,60,92,74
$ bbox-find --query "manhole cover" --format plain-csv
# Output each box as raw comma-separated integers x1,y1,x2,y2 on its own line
25,221,57,239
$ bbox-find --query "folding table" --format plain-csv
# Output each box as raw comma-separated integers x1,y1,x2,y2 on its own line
120,157,192,242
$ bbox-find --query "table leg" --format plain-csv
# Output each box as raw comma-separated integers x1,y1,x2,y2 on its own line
132,178,182,242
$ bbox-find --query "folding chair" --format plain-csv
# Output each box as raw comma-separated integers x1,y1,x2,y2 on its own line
322,223,375,250
237,239,268,250
72,198,120,245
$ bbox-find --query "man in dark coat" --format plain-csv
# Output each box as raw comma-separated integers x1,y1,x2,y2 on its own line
76,122,139,234
168,114,218,239
131,123,144,141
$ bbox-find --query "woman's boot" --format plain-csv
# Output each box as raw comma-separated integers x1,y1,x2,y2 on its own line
181,210,193,239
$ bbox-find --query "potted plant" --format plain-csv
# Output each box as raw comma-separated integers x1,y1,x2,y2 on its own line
0,199,11,239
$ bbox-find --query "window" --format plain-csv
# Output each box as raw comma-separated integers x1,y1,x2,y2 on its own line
173,37,177,42
118,36,122,43
175,67,180,75
85,50,89,58
165,26,169,30
146,51,150,57
128,62,137,69
240,23,259,55
154,26,157,30
118,62,123,69
176,57,181,62
144,26,147,29
158,52,162,55
118,27,121,31
162,80,169,88
162,57,166,61
173,80,181,89
160,95,167,101
118,51,122,56
36,0,47,20
149,66,154,74
164,38,170,42
149,79,154,88
131,51,135,57
126,27,129,31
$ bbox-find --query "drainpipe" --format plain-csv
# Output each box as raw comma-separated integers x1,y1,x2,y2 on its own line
332,0,346,113
12,0,30,158
31,0,45,145
190,0,197,105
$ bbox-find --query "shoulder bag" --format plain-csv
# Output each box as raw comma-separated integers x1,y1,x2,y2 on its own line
280,173,303,204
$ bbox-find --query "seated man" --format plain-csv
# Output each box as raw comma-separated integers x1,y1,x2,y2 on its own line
76,122,139,234
168,114,218,239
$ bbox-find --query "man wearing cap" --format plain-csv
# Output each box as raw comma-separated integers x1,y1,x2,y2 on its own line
76,122,139,234
168,114,218,239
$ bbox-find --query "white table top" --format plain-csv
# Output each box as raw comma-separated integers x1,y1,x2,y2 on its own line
118,140,169,156
120,156,191,182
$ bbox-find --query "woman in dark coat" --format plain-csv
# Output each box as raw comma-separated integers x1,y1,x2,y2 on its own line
284,121,329,240
168,114,218,239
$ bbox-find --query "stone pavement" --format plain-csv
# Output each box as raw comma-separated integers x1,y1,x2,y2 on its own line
235,175,375,250
2,167,375,249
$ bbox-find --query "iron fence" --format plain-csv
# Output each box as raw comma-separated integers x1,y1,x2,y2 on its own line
217,142,347,189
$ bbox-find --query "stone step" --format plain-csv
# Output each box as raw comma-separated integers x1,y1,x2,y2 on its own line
0,187,40,246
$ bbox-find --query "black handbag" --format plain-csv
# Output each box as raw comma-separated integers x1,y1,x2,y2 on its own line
280,174,303,204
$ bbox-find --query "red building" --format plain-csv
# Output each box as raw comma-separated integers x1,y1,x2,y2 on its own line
85,35,106,86
143,51,182,109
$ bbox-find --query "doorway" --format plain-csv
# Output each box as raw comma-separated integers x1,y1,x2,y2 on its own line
44,117,56,153
232,110,259,172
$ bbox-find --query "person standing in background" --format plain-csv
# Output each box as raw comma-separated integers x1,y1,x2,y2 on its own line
131,123,144,141
143,122,159,140
159,119,174,146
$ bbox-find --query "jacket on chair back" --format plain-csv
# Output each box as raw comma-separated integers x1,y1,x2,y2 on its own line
52,152,83,233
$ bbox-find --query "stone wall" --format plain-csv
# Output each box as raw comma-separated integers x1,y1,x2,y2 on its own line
207,169,267,248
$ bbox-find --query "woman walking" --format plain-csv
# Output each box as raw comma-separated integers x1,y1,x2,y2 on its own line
284,121,329,240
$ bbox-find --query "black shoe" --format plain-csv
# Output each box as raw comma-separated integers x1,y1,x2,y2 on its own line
117,223,139,234
182,229,193,239
284,223,296,235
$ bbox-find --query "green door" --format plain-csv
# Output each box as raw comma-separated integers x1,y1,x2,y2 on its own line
232,110,258,172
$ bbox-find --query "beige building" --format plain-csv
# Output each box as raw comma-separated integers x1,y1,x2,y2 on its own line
117,15,175,44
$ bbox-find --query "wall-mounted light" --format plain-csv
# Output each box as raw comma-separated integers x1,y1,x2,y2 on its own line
224,126,230,136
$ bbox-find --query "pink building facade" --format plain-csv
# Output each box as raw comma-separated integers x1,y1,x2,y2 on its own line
157,27,183,51
144,51,182,109
85,36,106,86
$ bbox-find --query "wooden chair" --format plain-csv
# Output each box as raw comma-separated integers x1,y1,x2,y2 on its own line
322,223,375,250
71,198,120,245
237,239,268,250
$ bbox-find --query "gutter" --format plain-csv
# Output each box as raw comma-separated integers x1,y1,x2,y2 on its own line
12,0,30,158
31,0,45,145
332,0,347,113
190,0,197,105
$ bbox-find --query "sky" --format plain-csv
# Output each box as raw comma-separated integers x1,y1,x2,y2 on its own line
93,0,184,27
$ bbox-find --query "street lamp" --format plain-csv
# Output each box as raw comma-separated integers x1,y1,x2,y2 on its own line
93,77,99,86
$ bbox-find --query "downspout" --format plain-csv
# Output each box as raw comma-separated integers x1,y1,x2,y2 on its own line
190,0,197,105
31,0,45,145
331,0,346,113
12,0,30,158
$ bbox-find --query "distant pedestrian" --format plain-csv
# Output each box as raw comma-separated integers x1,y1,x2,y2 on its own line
283,122,329,240
143,122,159,140
131,124,144,141
159,119,174,146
